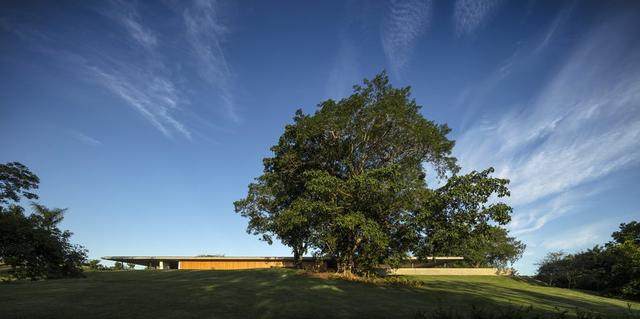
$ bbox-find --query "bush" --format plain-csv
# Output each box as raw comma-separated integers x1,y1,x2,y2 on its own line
327,272,424,288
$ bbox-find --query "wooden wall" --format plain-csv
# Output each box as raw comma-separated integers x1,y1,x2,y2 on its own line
179,260,290,270
178,259,328,270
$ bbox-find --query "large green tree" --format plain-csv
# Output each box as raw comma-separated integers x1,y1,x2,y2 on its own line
235,73,520,274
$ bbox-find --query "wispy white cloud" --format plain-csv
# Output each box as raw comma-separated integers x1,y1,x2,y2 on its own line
107,0,158,50
88,64,191,139
97,0,238,137
541,227,601,250
6,0,239,140
454,0,504,36
454,44,521,130
68,130,102,146
456,14,640,234
183,0,239,123
326,33,360,100
455,2,574,130
534,3,574,53
381,0,431,77
508,185,605,236
509,192,576,236
84,2,192,140
540,218,622,250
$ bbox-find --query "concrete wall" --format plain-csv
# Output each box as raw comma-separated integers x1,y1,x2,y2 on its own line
387,268,512,276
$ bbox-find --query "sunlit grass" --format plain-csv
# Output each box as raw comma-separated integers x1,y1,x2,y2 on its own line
1,269,638,318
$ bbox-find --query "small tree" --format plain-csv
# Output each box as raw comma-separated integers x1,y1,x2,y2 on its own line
536,251,568,286
0,204,87,279
0,162,87,280
113,262,125,271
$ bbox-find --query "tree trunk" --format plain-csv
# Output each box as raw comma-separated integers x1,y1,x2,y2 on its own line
293,246,303,269
337,248,356,277
338,259,354,277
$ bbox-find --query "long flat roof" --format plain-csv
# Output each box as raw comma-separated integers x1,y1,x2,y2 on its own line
102,256,319,262
102,256,463,262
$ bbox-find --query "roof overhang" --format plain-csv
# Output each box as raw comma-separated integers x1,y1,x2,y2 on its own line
101,256,320,265
102,256,464,264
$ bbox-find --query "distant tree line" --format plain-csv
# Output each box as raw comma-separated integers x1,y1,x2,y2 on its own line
536,221,640,300
0,162,87,279
84,260,136,271
235,72,525,275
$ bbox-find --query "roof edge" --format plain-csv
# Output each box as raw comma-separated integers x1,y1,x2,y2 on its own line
101,256,464,261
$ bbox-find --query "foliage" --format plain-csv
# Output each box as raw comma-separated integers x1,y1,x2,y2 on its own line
0,162,39,207
412,168,521,268
536,251,570,286
326,272,425,288
536,221,640,300
85,259,105,271
443,225,526,268
113,262,125,271
0,204,87,279
613,221,640,246
235,72,522,274
0,162,87,280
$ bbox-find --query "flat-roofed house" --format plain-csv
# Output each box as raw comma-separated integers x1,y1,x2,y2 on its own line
102,256,327,270
101,255,513,275
102,255,464,271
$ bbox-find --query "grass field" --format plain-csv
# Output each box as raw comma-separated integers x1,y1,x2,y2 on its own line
1,269,639,318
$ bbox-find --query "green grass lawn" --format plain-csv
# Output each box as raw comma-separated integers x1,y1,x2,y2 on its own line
1,269,638,318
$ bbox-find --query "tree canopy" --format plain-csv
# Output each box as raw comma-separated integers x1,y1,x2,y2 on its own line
235,72,523,274
0,162,86,279
612,221,640,246
0,162,39,207
536,221,640,300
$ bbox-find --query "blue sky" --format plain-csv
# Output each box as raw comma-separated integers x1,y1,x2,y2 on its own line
1,0,639,274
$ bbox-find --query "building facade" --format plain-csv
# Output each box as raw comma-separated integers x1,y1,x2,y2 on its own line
102,256,327,270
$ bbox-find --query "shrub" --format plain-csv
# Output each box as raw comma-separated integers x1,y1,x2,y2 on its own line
327,272,424,288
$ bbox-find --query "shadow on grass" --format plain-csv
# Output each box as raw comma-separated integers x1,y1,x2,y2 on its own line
1,270,639,319
410,277,639,317
510,276,549,286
